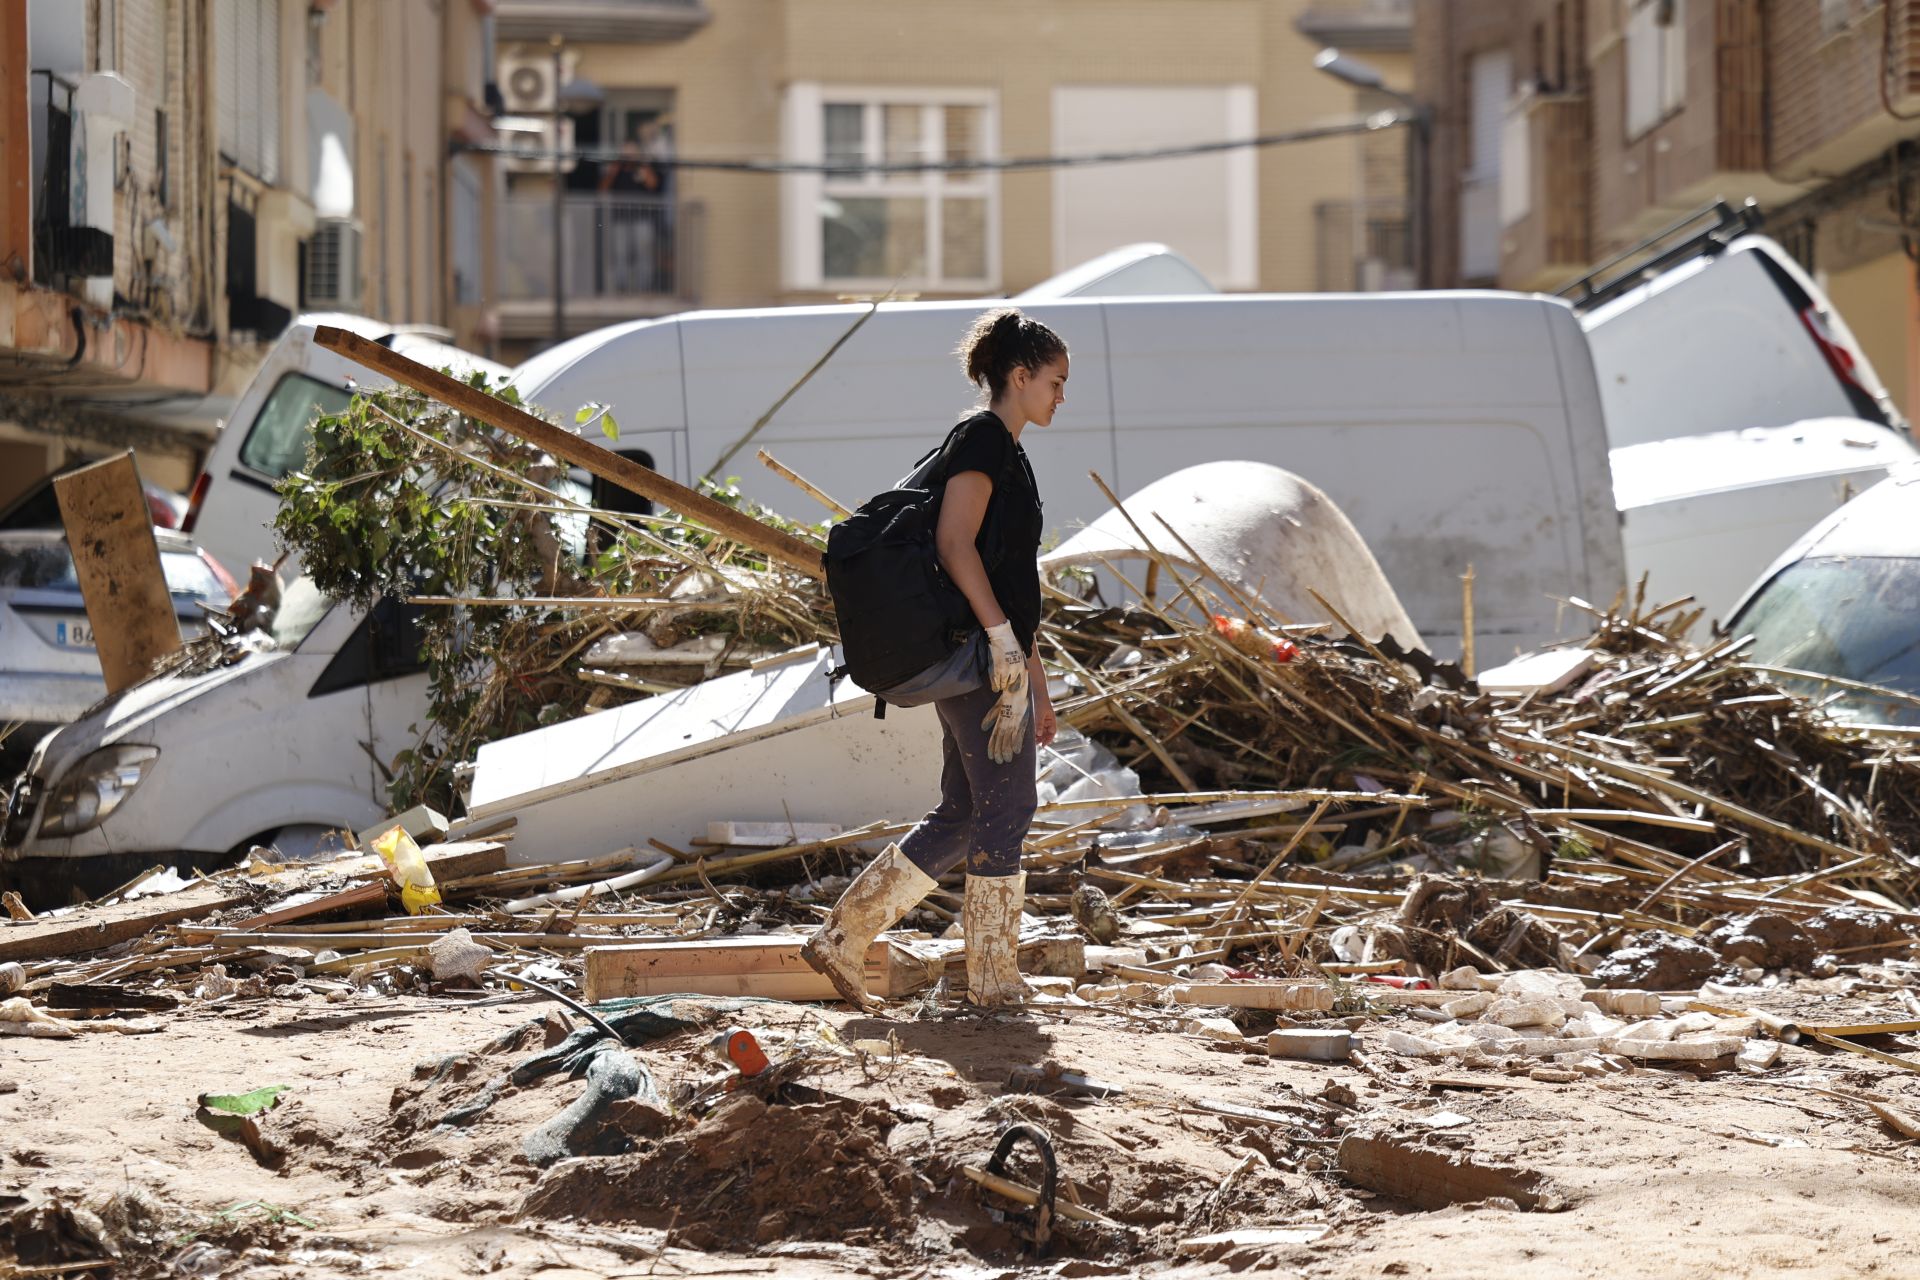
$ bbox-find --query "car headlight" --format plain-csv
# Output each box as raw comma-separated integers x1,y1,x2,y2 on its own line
38,746,160,838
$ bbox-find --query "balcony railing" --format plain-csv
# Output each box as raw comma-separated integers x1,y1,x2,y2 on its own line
29,71,113,289
494,1,712,43
501,194,699,305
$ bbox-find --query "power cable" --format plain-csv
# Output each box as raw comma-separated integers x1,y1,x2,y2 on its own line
457,111,1413,176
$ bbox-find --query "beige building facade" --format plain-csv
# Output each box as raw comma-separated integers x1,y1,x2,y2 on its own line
493,0,1415,357
0,0,501,507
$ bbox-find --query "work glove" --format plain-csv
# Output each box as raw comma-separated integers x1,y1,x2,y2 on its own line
981,676,1032,765
984,621,1026,693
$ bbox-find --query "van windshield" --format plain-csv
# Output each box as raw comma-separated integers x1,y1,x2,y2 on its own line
271,576,332,650
239,374,355,480
1736,557,1920,726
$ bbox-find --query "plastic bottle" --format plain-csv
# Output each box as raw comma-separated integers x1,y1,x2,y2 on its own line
371,826,442,915
1212,614,1300,664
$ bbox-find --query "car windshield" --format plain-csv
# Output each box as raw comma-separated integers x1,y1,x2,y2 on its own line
1735,556,1920,726
0,542,76,589
0,542,227,602
271,576,332,650
239,373,355,480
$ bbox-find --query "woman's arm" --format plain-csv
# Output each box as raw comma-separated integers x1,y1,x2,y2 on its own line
935,471,1006,630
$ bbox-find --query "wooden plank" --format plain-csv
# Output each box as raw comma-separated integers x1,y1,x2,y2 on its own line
311,326,827,579
418,840,509,883
583,936,935,1002
0,881,251,963
53,452,183,692
228,881,387,932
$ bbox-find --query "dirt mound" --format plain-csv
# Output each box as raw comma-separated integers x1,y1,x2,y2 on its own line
1706,914,1816,970
517,1090,914,1250
1803,907,1915,954
1591,930,1719,990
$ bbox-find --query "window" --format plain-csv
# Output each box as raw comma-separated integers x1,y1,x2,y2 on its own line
214,0,282,182
237,373,354,480
1625,0,1686,139
784,86,996,291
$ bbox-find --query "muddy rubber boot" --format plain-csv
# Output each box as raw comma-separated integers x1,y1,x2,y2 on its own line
800,844,935,1009
963,872,1033,1007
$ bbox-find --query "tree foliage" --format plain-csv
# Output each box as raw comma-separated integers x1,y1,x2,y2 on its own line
274,375,833,812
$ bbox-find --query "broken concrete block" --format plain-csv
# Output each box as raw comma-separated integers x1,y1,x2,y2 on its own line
1379,1029,1456,1057
1185,1016,1246,1043
1439,966,1486,991
1606,1035,1744,1061
1484,998,1566,1029
1737,1040,1783,1072
1267,1028,1353,1062
1442,992,1493,1019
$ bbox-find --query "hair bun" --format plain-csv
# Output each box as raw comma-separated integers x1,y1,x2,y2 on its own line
958,308,1067,399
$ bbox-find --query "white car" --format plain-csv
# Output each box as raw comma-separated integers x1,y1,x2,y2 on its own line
0,528,235,752
1,580,430,905
1725,462,1920,727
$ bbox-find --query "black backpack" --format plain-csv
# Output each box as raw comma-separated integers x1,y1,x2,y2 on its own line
826,421,997,698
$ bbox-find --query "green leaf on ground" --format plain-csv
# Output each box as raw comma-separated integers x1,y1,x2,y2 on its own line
198,1085,289,1116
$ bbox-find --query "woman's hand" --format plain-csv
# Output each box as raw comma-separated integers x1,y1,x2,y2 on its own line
1030,654,1057,749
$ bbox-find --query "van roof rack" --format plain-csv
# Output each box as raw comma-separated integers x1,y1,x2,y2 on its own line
1557,199,1764,313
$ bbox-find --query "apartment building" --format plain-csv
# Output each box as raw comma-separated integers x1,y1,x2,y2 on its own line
0,0,501,508
491,0,1416,358
1418,0,1920,415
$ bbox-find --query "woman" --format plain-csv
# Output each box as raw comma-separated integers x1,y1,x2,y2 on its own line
803,308,1069,1009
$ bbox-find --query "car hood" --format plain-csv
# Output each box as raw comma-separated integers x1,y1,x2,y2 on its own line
27,647,290,781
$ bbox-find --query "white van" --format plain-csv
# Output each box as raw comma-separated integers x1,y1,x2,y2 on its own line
184,313,509,575
511,291,1625,660
1574,203,1905,447
0,579,430,902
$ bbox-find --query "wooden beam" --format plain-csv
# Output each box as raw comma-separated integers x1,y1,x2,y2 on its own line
0,1,29,279
53,453,184,692
0,881,251,963
583,935,937,1002
310,326,828,580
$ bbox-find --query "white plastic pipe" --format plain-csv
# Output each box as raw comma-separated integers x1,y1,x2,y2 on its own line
501,850,677,914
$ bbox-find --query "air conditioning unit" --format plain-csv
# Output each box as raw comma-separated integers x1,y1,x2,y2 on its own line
305,218,363,310
497,48,576,175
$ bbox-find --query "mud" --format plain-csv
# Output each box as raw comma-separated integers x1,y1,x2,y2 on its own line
517,1091,914,1251
1802,907,1917,954
1591,930,1720,989
1706,913,1816,970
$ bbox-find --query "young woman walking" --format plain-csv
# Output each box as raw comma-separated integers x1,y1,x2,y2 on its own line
802,308,1069,1009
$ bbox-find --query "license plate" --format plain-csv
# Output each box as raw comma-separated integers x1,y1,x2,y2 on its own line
54,618,93,648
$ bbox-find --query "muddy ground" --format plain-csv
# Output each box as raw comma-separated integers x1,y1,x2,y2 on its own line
7,978,1920,1279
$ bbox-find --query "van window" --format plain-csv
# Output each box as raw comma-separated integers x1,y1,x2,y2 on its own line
238,374,355,480
308,597,430,697
1737,557,1920,725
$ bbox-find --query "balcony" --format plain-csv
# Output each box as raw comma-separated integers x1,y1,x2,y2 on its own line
1498,94,1591,293
494,0,712,44
499,193,702,342
27,72,113,291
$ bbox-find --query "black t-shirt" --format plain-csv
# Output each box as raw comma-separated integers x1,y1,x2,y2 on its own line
941,410,1043,656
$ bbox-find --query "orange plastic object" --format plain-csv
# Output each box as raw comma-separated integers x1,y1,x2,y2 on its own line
726,1028,770,1077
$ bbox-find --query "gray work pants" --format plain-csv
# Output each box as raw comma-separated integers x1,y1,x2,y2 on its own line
898,681,1036,878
